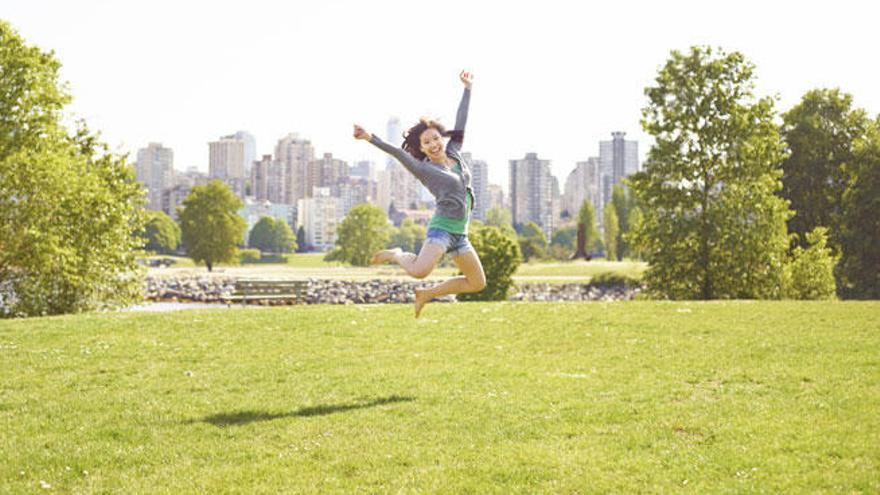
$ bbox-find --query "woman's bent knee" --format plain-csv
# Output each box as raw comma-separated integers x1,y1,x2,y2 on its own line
412,267,433,279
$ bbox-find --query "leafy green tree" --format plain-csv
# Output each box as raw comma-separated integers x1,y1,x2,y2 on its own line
485,207,512,228
782,227,838,300
548,225,576,260
144,211,180,255
551,225,576,250
780,89,869,252
248,217,296,254
602,207,620,261
610,185,632,258
457,225,522,301
517,222,548,262
624,207,645,260
296,226,307,253
838,122,880,298
573,200,600,258
325,204,391,266
629,46,792,299
177,180,246,272
388,218,426,253
0,21,146,317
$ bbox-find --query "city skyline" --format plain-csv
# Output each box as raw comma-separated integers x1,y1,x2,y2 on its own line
5,0,879,189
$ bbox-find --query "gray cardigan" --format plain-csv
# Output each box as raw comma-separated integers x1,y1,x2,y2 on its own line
369,87,474,220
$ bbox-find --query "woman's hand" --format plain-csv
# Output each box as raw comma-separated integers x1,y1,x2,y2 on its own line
353,124,372,141
459,70,473,89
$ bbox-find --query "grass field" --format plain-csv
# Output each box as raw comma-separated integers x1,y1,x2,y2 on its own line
1,301,878,493
145,254,647,284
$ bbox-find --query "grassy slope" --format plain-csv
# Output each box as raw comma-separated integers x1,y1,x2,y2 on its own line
1,301,877,493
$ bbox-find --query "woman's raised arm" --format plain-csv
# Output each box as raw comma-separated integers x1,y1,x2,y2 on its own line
353,124,426,177
448,71,473,153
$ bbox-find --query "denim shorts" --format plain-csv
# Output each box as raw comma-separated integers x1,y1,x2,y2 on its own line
425,228,474,257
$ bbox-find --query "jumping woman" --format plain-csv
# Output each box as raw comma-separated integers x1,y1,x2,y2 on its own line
353,70,486,318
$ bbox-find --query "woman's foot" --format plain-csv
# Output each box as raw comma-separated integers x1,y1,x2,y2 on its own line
414,287,432,318
370,247,402,265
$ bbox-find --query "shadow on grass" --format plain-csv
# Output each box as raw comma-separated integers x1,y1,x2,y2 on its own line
195,395,415,427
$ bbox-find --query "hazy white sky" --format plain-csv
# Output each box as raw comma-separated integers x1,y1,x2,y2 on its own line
5,0,879,189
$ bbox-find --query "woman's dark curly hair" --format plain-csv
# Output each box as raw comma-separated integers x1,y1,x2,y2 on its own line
402,118,464,161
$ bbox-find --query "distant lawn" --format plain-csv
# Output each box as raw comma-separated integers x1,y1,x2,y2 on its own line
1,301,877,493
515,259,647,280
145,253,647,284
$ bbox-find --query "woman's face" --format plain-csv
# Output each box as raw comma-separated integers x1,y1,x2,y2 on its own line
419,127,445,159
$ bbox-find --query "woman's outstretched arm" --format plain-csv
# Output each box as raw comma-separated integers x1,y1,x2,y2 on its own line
447,70,473,154
353,124,427,176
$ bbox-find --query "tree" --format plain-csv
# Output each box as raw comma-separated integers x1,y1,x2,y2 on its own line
296,226,307,253
248,217,296,254
602,207,620,261
177,180,246,272
629,46,792,299
550,225,577,250
325,204,391,266
388,218,426,253
610,185,631,258
780,89,869,252
838,122,880,298
485,207,512,228
457,225,522,301
0,21,146,317
572,200,600,259
144,211,181,255
625,207,645,260
517,222,548,262
270,219,296,253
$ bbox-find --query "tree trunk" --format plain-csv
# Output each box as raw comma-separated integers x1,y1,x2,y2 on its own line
570,223,591,261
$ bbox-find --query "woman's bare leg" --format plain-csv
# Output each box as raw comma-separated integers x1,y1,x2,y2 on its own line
371,243,445,279
415,250,486,318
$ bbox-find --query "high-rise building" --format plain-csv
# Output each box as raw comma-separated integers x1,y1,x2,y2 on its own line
487,184,505,212
251,154,272,202
563,157,601,219
351,160,376,181
208,136,247,198
297,187,341,251
309,153,349,193
135,143,174,211
209,137,245,179
386,117,424,210
463,152,489,221
598,131,639,221
336,177,374,218
225,131,256,176
376,168,392,214
509,152,557,239
275,133,315,205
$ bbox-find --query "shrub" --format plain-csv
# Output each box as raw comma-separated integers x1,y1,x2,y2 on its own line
783,227,838,300
239,249,262,264
458,225,522,301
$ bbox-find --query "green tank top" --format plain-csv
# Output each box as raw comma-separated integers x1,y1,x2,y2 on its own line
427,162,471,234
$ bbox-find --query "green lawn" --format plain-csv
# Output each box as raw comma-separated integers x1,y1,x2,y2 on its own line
1,301,878,493
146,254,647,284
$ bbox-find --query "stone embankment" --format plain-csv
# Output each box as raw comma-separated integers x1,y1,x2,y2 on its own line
144,276,640,305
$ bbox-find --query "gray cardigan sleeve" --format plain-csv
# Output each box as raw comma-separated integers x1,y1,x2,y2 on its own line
368,135,428,178
447,87,471,154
